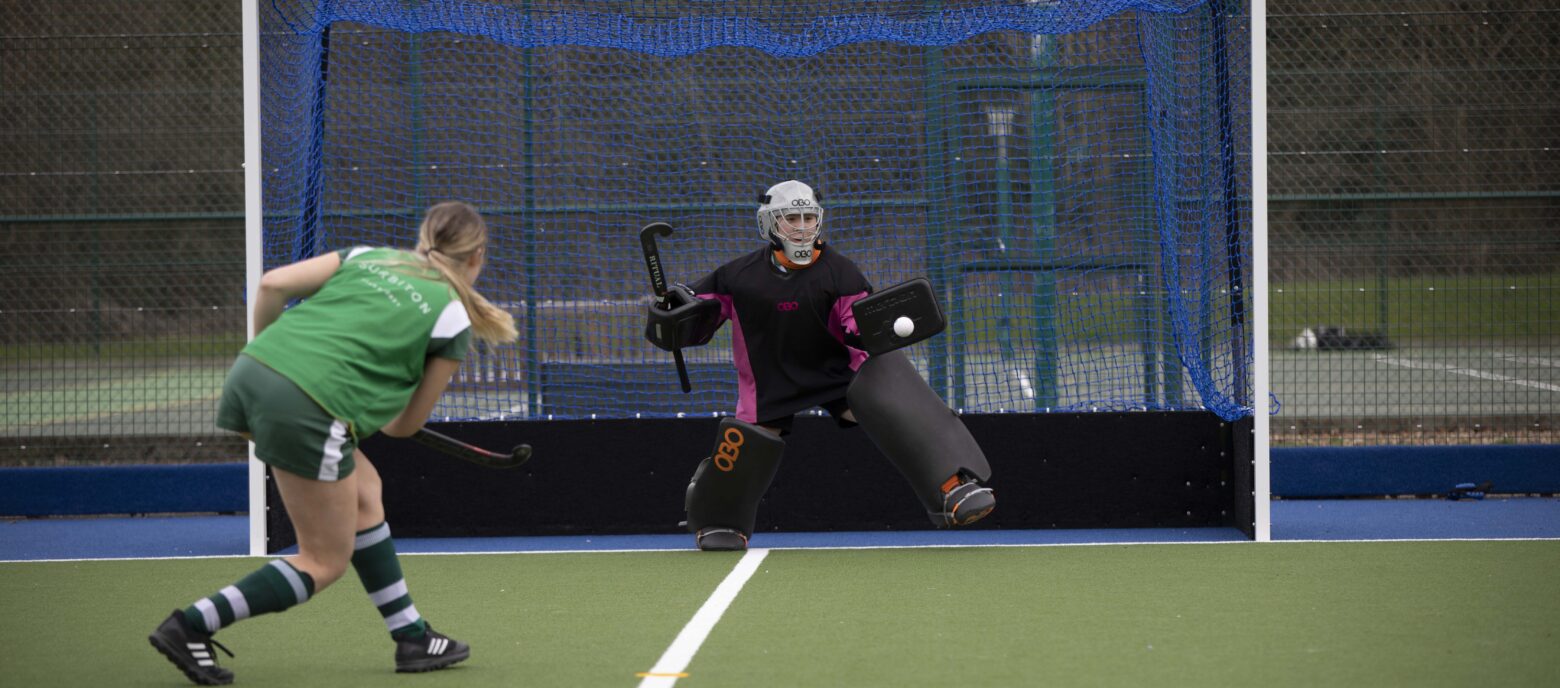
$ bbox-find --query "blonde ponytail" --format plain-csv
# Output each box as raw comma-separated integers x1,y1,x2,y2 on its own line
414,201,517,346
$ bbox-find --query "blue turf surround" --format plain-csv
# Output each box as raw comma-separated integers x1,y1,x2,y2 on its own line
0,516,248,560
6,499,1560,561
1271,497,1560,541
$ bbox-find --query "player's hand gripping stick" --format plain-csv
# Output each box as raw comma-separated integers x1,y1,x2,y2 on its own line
640,222,693,393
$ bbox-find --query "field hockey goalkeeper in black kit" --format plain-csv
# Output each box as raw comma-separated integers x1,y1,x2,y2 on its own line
645,180,996,551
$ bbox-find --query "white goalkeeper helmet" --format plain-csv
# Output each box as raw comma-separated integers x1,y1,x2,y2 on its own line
757,180,824,267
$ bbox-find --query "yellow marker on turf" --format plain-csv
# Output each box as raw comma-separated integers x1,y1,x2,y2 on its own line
636,672,689,678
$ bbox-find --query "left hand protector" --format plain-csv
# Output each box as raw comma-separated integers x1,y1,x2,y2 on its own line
645,283,722,352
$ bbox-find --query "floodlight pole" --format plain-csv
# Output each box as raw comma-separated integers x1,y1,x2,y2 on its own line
985,106,1017,361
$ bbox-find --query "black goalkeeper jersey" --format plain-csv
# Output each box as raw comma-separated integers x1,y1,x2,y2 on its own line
689,246,873,423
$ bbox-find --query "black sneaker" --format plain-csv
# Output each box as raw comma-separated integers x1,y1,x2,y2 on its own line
394,625,470,673
695,526,749,551
148,610,234,686
936,479,995,527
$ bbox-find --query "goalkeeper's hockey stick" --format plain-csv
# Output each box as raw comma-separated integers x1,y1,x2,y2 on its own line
639,222,693,393
410,427,531,469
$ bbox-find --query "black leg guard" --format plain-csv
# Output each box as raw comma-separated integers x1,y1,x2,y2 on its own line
683,418,785,550
847,349,996,527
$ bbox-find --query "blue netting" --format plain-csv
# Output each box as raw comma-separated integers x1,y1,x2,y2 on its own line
260,0,1252,422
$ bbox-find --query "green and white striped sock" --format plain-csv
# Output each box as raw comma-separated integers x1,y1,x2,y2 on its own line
351,521,428,640
182,559,315,634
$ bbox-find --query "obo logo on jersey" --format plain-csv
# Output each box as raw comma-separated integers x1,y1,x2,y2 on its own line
775,301,799,312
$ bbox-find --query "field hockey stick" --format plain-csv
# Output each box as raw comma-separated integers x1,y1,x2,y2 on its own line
411,427,531,469
639,222,693,393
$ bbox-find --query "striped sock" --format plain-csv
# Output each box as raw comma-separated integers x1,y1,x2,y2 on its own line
351,521,427,640
182,559,316,634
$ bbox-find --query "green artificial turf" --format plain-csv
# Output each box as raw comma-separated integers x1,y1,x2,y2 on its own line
701,543,1560,686
3,541,1558,687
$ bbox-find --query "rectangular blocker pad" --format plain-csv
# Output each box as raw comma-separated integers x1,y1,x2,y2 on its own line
853,277,946,355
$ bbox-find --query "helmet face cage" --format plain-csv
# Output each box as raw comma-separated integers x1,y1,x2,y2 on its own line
761,206,824,247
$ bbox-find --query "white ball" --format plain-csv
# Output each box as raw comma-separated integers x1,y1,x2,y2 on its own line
892,316,915,337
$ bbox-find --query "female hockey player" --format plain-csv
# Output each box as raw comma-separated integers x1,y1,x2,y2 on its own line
148,201,514,684
645,180,996,551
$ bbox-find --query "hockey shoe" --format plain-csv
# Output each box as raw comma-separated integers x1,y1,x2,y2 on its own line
695,526,749,552
934,476,995,527
394,625,471,673
148,610,234,686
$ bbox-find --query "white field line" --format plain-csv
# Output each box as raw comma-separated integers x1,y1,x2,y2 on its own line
1496,352,1560,368
635,548,769,687
1374,355,1560,392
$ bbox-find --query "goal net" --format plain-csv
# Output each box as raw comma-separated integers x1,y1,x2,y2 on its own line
258,0,1252,422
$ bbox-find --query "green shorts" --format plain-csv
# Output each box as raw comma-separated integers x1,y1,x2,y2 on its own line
217,354,356,481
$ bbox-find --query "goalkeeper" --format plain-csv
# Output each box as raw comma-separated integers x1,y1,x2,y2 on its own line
645,180,995,552
147,202,514,685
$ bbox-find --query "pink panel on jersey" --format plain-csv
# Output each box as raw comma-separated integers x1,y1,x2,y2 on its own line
701,293,759,422
831,290,871,371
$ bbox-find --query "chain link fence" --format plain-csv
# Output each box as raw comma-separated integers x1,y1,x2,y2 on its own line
1,3,247,465
1269,0,1559,446
2,1,1554,465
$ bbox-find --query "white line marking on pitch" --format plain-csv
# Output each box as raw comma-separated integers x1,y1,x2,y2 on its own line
1375,355,1560,392
636,548,769,688
1496,352,1560,368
